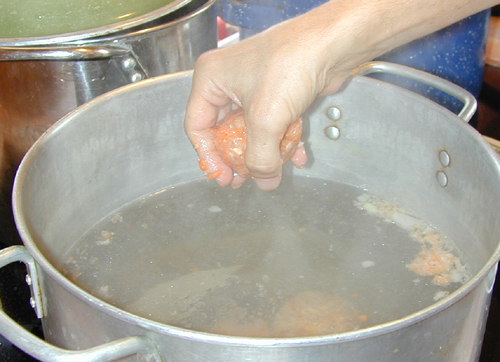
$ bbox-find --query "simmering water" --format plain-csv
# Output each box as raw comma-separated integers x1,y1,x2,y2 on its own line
0,0,175,38
62,176,469,337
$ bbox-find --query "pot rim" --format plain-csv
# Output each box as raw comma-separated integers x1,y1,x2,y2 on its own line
12,72,500,347
70,0,216,46
0,0,191,47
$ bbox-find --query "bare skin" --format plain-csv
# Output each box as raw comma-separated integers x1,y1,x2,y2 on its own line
185,0,499,190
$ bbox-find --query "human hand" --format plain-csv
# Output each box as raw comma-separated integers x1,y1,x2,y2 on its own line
207,108,305,189
185,0,496,190
184,7,353,190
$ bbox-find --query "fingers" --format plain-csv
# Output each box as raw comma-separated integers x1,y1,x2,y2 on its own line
246,130,307,191
184,56,236,187
184,24,315,191
244,117,285,180
290,143,308,169
243,106,302,190
230,174,247,189
253,175,283,191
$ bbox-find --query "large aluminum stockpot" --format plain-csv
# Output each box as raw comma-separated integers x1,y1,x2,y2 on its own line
1,62,500,361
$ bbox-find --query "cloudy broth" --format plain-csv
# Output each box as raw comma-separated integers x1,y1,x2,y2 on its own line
62,176,469,337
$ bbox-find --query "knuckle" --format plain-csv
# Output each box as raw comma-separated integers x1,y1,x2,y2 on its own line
246,158,281,177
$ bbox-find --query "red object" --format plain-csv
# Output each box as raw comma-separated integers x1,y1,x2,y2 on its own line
217,17,228,41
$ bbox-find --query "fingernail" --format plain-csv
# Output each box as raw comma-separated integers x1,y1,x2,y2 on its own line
231,175,246,189
253,175,282,191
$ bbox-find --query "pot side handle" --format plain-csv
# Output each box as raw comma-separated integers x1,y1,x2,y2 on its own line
0,246,162,362
354,61,477,123
0,45,130,61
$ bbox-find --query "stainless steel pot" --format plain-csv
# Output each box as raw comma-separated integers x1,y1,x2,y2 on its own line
0,0,191,44
1,62,500,361
0,0,216,249
0,0,216,170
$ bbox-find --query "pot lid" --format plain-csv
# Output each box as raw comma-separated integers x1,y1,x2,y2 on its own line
0,0,191,46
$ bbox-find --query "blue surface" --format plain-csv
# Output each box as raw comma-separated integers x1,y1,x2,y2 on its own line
218,0,326,37
375,10,490,114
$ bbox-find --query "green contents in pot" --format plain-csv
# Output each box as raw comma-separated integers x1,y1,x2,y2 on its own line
62,176,470,337
0,0,177,38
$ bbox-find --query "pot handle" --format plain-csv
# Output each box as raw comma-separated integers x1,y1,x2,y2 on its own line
354,61,477,123
0,45,130,61
0,246,162,362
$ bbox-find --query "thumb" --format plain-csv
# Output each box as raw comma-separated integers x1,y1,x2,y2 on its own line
243,110,293,191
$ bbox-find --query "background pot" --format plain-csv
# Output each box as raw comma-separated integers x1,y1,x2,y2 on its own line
1,62,500,361
0,0,217,247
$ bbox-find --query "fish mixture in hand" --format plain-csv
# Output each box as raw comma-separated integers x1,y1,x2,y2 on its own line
201,108,303,180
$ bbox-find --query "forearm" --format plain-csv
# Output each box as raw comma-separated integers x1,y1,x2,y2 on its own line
301,0,499,74
366,0,498,49
252,0,498,100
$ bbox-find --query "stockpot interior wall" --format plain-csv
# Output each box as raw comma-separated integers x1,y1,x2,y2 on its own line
15,73,500,276
297,77,500,273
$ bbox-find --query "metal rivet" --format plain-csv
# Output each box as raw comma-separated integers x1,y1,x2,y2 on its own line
130,72,143,83
439,150,450,167
29,297,36,309
437,171,448,187
325,126,341,140
25,274,32,286
121,57,136,70
327,107,342,121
